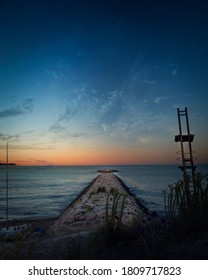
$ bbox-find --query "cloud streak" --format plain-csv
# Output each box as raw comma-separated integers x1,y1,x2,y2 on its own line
0,99,34,119
154,95,175,104
0,133,20,142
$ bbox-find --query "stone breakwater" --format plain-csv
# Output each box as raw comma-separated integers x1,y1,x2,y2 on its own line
48,172,146,235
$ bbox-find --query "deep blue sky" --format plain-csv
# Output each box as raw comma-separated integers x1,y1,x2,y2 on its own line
0,0,208,165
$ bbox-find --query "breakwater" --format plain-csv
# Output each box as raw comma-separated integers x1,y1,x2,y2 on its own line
49,172,146,235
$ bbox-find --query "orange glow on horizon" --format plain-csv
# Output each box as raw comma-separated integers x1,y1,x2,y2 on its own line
2,146,184,166
2,142,207,166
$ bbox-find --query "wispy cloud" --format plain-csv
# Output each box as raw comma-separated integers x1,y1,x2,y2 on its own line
100,90,121,113
0,143,57,150
140,79,156,85
0,133,20,142
58,106,77,122
169,63,179,76
154,95,175,104
50,87,123,137
172,68,179,76
137,136,154,144
17,159,54,165
49,122,65,133
0,98,34,119
43,60,74,81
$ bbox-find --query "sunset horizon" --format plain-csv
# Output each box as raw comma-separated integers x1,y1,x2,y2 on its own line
1,142,208,167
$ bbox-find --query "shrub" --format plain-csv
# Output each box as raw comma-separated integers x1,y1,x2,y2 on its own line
163,172,208,233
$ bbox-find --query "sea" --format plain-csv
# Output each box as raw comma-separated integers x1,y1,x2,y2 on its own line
0,165,208,222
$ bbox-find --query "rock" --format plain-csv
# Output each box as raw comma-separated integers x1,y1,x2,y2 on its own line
97,169,119,173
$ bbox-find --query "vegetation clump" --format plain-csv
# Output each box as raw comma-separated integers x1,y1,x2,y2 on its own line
163,172,208,233
105,190,126,243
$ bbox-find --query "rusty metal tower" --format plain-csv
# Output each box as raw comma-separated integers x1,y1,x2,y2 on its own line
175,107,196,180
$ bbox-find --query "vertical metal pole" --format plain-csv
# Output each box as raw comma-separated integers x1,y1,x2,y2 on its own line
177,108,186,173
6,142,8,229
185,107,195,182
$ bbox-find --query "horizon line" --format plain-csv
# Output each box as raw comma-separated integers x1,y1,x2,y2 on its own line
1,163,208,167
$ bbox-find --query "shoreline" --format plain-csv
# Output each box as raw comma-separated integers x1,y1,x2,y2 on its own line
0,171,147,232
0,216,57,233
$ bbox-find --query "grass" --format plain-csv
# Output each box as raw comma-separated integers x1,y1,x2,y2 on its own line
105,190,126,243
163,172,208,233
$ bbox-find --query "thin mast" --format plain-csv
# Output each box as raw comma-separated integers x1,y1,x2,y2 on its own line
6,142,8,229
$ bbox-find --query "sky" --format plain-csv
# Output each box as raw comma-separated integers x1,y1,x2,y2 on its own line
0,0,208,166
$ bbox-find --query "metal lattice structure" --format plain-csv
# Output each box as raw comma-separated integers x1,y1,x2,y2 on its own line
175,107,196,181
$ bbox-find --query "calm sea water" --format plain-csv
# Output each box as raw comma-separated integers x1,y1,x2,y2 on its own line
0,165,207,221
